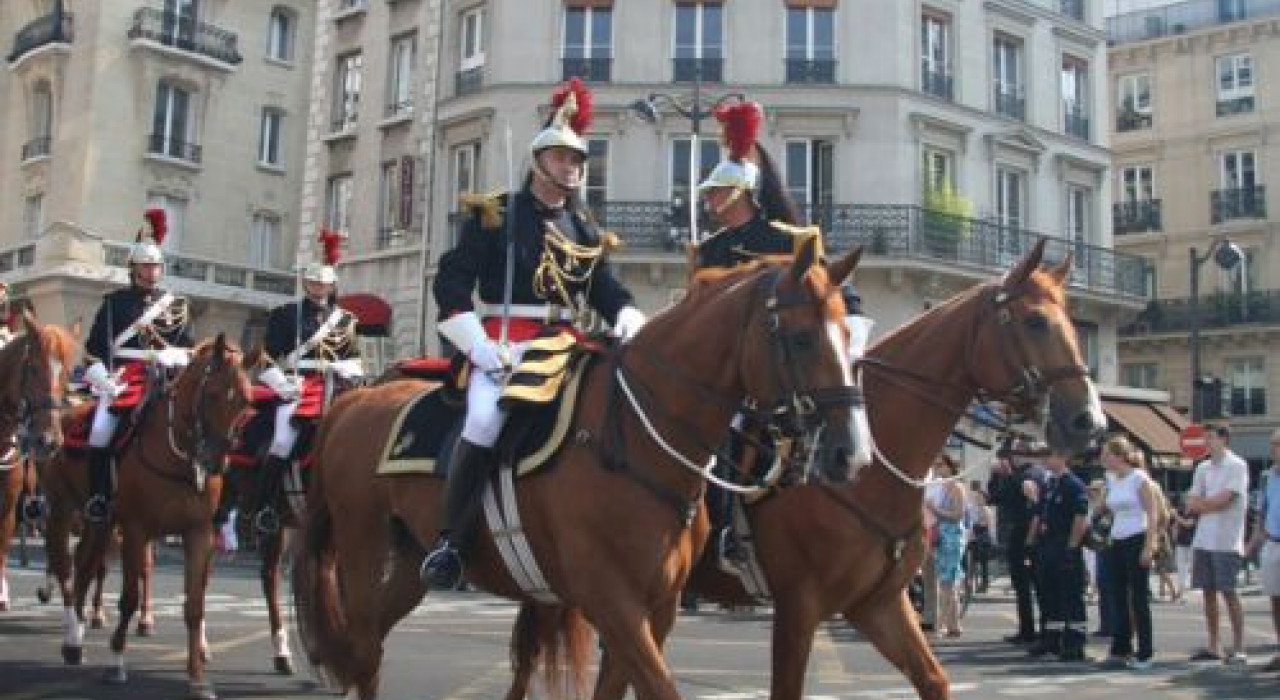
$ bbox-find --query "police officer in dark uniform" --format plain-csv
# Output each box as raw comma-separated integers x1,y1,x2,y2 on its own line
1027,452,1089,660
82,209,194,522
989,439,1048,643
421,79,645,589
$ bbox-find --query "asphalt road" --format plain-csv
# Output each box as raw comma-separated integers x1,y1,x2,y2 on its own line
1,542,1277,699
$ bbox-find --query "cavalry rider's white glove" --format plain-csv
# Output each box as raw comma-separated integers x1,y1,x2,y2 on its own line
329,358,365,380
845,315,876,363
438,312,488,356
259,365,301,402
611,306,647,344
155,346,191,369
83,361,125,399
468,340,506,374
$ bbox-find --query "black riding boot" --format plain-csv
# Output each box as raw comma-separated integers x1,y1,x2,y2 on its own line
84,448,113,523
1027,628,1062,658
1059,626,1087,662
421,440,495,588
254,455,291,534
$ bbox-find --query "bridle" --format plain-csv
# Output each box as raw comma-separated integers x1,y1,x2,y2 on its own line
7,334,68,455
144,352,241,483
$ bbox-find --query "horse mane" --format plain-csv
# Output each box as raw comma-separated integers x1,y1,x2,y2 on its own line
684,256,846,322
34,322,78,367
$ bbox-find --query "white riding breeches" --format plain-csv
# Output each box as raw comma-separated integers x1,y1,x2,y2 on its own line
461,342,527,448
269,400,301,458
88,399,120,448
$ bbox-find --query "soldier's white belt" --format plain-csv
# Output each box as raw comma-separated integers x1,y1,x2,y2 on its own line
294,359,364,371
114,348,155,361
481,304,574,323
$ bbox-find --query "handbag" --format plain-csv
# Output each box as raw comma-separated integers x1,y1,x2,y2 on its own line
1083,511,1113,551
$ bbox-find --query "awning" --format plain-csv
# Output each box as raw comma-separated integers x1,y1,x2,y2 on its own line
338,294,392,337
1102,399,1184,457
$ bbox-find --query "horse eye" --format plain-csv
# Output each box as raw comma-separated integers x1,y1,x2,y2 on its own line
1024,314,1049,332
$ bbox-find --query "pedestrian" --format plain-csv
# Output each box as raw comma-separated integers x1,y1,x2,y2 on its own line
1172,496,1197,598
926,454,967,638
1185,424,1250,665
967,482,993,594
1086,479,1115,638
988,440,1047,644
1097,436,1159,670
1026,452,1089,661
1244,427,1280,672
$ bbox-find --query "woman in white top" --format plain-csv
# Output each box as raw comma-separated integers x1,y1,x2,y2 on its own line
1100,435,1161,669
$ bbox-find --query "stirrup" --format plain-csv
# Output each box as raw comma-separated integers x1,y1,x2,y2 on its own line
716,528,747,576
420,543,463,589
84,496,111,524
23,497,45,521
254,507,281,535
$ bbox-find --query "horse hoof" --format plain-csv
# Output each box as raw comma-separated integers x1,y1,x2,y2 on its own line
36,587,50,604
136,621,153,637
102,666,127,685
274,655,294,675
61,645,83,666
188,680,218,700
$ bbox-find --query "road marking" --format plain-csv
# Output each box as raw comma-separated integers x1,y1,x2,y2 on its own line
159,627,270,662
435,660,511,700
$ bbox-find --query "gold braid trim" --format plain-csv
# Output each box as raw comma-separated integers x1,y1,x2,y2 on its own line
533,222,606,314
457,192,505,230
767,221,826,259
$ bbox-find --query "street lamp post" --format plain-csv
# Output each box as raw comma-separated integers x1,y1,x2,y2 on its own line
1188,237,1244,422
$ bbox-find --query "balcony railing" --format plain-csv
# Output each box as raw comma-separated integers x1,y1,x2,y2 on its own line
578,201,1147,298
1211,186,1267,223
561,57,611,82
148,134,202,163
384,99,413,119
376,227,423,250
7,9,73,64
455,66,483,96
785,58,836,84
1116,109,1152,132
1108,0,1280,45
1216,95,1255,116
1113,200,1163,235
921,68,953,100
994,86,1025,120
1058,0,1086,21
1064,105,1090,139
21,136,51,161
673,57,722,83
1121,290,1280,336
105,242,294,295
127,8,242,66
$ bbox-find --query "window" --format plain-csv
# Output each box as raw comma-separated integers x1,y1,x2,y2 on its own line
333,53,362,131
1073,321,1099,378
162,0,198,43
922,147,955,195
1226,357,1266,417
669,137,720,208
266,7,294,62
151,81,196,160
1216,53,1254,116
562,6,612,81
258,108,282,166
23,194,43,240
1116,165,1158,234
996,167,1024,230
1117,73,1152,131
379,160,401,235
992,35,1024,120
1120,363,1159,390
249,213,279,268
785,140,835,217
1067,185,1090,245
584,139,609,213
1218,0,1247,22
673,3,723,82
146,194,186,251
1061,56,1089,139
460,6,485,71
387,34,416,117
920,13,952,99
1120,165,1155,203
326,174,354,235
30,82,52,140
785,7,835,83
450,142,480,208
1220,150,1257,190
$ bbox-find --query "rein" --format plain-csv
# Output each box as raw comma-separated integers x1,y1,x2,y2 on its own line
1,334,68,454
133,359,232,487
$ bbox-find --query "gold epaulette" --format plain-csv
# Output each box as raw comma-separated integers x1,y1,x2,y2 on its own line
768,221,826,258
457,191,505,230
599,231,623,255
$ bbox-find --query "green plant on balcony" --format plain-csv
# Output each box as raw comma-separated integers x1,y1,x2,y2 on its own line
921,182,973,256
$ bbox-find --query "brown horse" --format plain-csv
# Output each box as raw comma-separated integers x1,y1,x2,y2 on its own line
0,314,78,612
507,238,1106,700
42,335,254,700
292,243,867,700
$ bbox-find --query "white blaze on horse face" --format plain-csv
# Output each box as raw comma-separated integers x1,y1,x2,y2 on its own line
50,359,64,387
827,321,874,470
1083,375,1106,433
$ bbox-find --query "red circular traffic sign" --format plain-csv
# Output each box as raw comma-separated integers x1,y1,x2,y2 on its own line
1180,424,1208,460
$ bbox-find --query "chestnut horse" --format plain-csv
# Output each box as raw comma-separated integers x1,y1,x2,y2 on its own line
292,244,869,700
42,335,254,700
506,238,1106,700
0,314,77,612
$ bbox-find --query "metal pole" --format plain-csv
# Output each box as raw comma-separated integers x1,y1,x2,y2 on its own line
688,57,701,245
1189,246,1202,422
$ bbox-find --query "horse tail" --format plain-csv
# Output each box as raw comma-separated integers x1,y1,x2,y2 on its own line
291,474,357,691
509,602,593,700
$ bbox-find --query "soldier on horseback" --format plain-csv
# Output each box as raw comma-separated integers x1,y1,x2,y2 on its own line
421,79,646,588
82,209,193,523
251,231,363,533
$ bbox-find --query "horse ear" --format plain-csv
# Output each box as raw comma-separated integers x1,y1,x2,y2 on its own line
1002,237,1048,289
212,333,227,368
789,234,819,282
827,245,863,287
242,343,265,371
21,308,38,335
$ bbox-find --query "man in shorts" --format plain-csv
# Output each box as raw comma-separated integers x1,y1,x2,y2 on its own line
1246,427,1280,672
1186,424,1250,665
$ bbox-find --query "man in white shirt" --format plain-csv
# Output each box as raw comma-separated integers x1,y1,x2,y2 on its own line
1245,427,1280,672
1186,424,1251,664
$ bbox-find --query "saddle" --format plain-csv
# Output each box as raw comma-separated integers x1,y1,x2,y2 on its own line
63,372,168,453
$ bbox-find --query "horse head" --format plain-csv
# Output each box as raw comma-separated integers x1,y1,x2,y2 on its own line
8,311,78,462
971,238,1105,455
176,333,254,465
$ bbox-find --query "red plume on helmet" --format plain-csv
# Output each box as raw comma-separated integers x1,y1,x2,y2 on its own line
142,208,167,245
714,101,762,163
549,77,592,135
318,229,344,266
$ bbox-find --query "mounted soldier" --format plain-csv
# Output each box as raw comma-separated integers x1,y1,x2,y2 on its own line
251,230,363,533
420,78,647,588
82,209,194,522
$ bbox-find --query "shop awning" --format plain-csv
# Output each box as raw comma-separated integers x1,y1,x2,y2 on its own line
338,294,392,337
1102,399,1185,456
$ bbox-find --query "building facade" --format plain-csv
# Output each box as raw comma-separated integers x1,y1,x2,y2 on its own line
0,0,315,345
1109,0,1280,464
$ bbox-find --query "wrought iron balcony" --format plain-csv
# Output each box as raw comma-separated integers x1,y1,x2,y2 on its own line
1108,0,1280,45
147,134,202,163
7,9,73,64
1058,0,1086,21
1064,105,1090,139
1121,290,1280,336
673,57,722,83
994,86,1025,120
455,66,483,97
384,99,413,119
921,68,953,100
1112,200,1162,235
21,136,51,161
1211,186,1267,223
127,8,242,66
785,58,835,84
1216,95,1255,117
1116,109,1152,132
376,227,422,250
561,57,611,83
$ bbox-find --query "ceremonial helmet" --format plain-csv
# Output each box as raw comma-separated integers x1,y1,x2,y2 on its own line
302,229,345,285
530,78,592,161
127,208,167,265
697,102,762,197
